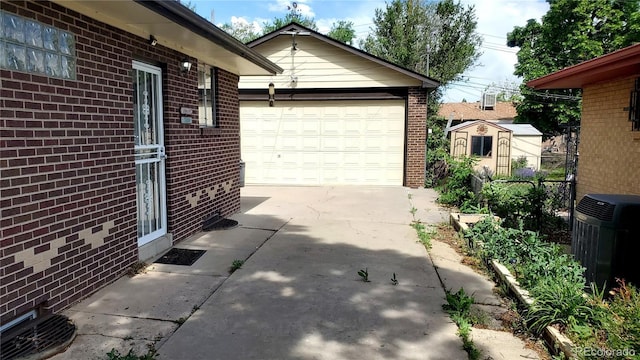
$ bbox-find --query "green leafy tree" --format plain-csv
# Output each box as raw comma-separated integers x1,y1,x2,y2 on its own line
362,0,482,89
327,20,356,45
219,21,261,43
508,0,640,136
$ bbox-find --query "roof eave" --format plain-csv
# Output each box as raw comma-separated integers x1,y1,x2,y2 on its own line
527,43,640,89
134,0,283,75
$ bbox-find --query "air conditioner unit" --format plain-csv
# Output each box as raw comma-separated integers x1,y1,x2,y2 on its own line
481,93,496,110
572,194,640,290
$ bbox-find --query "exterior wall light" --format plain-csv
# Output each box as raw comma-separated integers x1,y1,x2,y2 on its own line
268,82,275,107
180,59,192,74
149,35,158,46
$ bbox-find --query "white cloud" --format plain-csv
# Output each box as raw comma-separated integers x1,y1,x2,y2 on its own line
267,0,315,18
229,15,263,33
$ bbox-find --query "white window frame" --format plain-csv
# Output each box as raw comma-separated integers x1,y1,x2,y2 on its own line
199,64,218,128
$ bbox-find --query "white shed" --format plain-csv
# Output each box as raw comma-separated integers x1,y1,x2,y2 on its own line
449,120,543,176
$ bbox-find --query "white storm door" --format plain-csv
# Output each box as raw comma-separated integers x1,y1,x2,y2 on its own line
132,61,167,246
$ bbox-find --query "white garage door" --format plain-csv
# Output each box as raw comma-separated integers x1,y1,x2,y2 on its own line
240,100,405,185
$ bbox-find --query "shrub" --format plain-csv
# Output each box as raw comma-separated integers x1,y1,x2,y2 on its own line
437,155,477,207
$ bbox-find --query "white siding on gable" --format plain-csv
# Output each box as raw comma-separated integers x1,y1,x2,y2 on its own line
239,36,423,90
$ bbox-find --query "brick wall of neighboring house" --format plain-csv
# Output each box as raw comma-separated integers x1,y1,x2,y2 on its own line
406,87,427,188
577,76,640,201
0,1,241,325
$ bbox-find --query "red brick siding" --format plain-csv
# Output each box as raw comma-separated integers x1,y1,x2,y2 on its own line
577,77,640,200
0,1,241,324
406,87,427,188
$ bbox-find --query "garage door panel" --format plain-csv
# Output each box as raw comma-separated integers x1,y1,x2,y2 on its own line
241,100,405,185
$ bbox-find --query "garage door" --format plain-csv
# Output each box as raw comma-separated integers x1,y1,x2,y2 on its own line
240,100,405,185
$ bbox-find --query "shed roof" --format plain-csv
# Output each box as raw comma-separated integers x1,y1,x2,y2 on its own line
448,120,542,136
527,43,640,89
248,22,440,89
499,124,542,136
51,0,282,76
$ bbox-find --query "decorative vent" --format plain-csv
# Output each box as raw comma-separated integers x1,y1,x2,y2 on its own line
481,93,496,110
575,196,616,221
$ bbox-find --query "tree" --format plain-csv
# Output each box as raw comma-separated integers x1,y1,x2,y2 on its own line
219,18,261,43
262,2,318,34
327,20,356,45
508,0,640,136
362,0,482,90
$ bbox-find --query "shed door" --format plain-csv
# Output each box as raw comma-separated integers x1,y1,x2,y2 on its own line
240,100,405,185
132,61,167,246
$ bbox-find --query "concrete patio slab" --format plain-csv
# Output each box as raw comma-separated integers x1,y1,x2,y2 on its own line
50,312,177,360
429,240,502,306
71,271,226,321
50,186,545,360
148,246,251,276
472,328,540,359
179,227,277,251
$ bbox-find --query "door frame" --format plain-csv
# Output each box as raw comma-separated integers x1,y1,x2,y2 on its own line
132,60,167,247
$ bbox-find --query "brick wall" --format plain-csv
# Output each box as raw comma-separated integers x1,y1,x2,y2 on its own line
165,68,241,243
406,87,427,188
577,76,640,200
0,1,241,325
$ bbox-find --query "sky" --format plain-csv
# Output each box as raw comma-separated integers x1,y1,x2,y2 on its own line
190,0,550,103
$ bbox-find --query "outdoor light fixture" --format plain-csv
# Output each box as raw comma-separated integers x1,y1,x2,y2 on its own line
149,35,158,46
268,82,275,107
180,59,192,74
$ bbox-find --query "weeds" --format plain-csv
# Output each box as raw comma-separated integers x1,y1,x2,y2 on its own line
411,221,435,249
443,288,481,360
106,343,158,360
358,268,370,282
126,262,148,277
229,259,244,274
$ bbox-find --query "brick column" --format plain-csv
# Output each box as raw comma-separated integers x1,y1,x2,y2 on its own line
406,87,427,188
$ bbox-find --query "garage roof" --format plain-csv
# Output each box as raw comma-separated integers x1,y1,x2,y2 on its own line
527,43,640,89
51,0,282,76
248,22,440,89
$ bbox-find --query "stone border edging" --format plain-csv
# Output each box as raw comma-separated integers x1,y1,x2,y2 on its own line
450,213,576,359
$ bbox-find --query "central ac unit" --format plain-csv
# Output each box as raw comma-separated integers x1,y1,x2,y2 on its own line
572,194,640,289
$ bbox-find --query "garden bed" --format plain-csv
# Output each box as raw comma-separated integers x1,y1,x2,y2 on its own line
450,213,575,359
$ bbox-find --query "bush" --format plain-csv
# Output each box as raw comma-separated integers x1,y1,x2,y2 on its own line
437,155,477,207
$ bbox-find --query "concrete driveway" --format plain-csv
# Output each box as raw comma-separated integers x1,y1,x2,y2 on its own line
158,186,464,360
